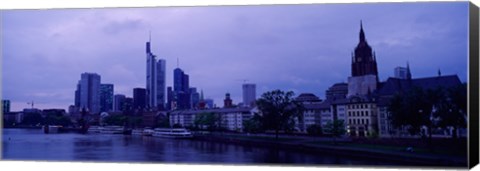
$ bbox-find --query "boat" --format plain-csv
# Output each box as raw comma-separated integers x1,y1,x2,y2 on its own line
100,126,124,134
87,126,103,133
143,129,154,136
132,129,143,135
43,125,62,134
152,128,193,139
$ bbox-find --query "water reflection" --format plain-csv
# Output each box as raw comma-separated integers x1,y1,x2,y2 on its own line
3,129,395,165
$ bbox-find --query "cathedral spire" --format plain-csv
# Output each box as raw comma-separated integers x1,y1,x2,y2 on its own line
359,20,366,43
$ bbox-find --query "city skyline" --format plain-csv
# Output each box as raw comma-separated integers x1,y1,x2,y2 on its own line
2,2,469,111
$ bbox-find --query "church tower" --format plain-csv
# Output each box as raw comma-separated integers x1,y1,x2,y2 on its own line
351,21,379,78
347,21,379,97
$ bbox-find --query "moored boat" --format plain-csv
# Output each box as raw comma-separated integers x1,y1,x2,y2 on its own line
152,128,193,139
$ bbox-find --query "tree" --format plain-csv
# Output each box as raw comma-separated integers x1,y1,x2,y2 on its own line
324,119,346,145
243,114,263,133
306,124,323,136
437,84,467,138
256,90,304,139
194,112,220,131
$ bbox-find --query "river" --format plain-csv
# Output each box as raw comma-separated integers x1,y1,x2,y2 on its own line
2,128,397,166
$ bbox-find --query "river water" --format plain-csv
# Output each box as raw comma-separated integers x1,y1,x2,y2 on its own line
2,128,396,166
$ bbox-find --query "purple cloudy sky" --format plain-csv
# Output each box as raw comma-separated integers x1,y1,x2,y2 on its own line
2,2,469,111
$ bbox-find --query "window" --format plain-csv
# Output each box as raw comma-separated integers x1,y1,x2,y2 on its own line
366,111,369,116
361,111,364,116
366,119,369,125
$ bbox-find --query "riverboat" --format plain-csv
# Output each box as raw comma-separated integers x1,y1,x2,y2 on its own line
87,126,103,133
100,126,124,134
152,128,193,139
143,129,154,136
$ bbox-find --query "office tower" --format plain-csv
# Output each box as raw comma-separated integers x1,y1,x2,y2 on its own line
166,86,174,110
77,73,101,113
173,68,190,110
190,87,200,109
74,83,80,107
242,83,256,107
2,100,10,113
133,88,147,110
114,94,126,112
205,99,214,109
146,38,166,111
123,97,133,112
100,84,114,112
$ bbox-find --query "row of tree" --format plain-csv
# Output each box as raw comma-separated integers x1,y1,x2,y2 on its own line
388,84,467,139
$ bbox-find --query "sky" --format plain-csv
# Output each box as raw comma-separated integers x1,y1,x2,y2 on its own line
1,2,469,111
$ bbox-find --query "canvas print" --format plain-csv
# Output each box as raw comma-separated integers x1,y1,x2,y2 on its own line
1,2,473,168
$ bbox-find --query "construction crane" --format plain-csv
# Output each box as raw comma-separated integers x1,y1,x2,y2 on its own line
27,101,34,109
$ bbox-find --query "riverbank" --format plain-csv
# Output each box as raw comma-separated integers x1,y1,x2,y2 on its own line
192,132,467,167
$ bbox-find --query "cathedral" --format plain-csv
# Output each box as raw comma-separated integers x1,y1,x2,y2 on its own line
347,21,379,97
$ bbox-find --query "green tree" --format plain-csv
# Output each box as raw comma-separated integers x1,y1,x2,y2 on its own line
437,84,467,138
194,112,220,131
243,114,263,133
306,124,323,136
324,119,346,145
256,90,304,139
156,113,170,128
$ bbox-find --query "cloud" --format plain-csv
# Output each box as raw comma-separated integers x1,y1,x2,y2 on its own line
2,2,469,110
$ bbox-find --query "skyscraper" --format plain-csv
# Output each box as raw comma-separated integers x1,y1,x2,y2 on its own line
242,83,256,107
133,88,146,110
173,68,190,110
189,87,200,109
2,100,10,113
100,84,114,112
166,86,174,110
114,94,126,112
77,73,101,113
146,37,166,111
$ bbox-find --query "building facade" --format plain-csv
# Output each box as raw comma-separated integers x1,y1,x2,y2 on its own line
77,73,101,114
242,83,256,107
100,84,114,112
133,88,147,110
2,100,10,114
114,94,126,112
173,68,191,110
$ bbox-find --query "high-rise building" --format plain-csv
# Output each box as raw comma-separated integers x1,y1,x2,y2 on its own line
146,38,166,111
173,68,191,110
123,97,134,112
114,94,126,112
347,21,379,97
100,84,114,112
2,100,10,113
133,88,147,110
242,83,256,107
77,73,101,113
74,83,80,107
190,87,200,109
166,86,174,110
